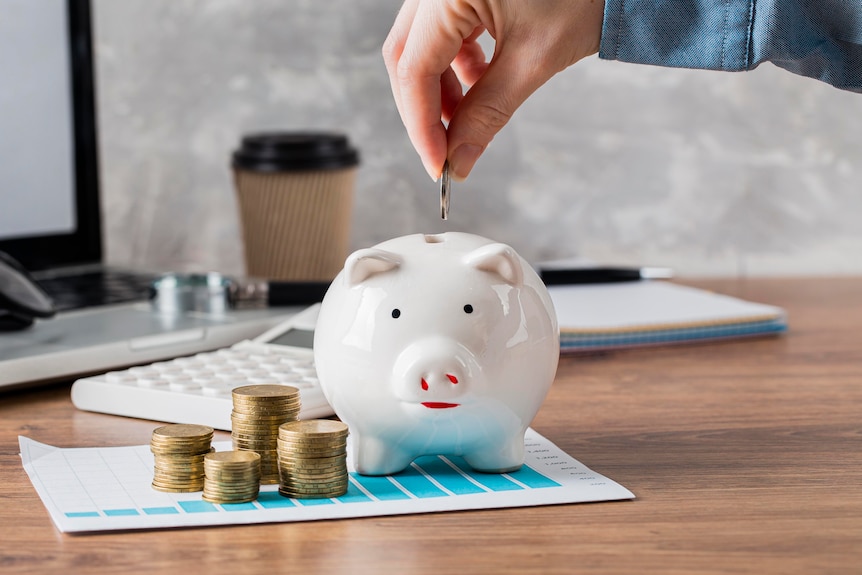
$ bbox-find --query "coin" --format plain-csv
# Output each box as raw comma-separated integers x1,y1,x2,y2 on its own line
278,488,346,499
232,404,301,414
276,437,347,449
149,423,214,492
232,384,299,400
231,421,285,430
230,382,301,489
280,471,349,484
206,450,261,465
440,159,450,220
278,419,348,438
278,481,348,496
232,410,300,420
202,450,262,503
152,483,204,493
231,438,278,450
152,423,214,440
278,452,347,464
274,418,350,499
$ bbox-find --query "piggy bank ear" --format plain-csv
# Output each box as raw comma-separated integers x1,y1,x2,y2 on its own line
344,248,402,286
463,243,523,287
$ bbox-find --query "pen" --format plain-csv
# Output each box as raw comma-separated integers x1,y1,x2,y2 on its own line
231,279,332,307
266,280,331,306
539,266,673,285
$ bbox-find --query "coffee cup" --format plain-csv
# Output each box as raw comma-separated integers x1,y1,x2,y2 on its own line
232,132,359,281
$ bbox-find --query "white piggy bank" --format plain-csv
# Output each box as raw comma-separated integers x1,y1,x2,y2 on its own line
313,232,559,475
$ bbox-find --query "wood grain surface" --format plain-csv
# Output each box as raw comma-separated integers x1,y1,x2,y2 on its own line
1,277,860,574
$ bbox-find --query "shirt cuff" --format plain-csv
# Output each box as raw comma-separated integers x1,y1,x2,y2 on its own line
598,0,754,71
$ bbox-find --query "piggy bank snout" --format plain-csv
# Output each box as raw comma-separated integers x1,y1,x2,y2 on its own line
391,337,478,403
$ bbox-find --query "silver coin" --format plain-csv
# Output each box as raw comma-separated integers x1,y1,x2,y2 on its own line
440,160,450,220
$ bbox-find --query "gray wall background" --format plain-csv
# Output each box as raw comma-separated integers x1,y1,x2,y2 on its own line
93,0,862,278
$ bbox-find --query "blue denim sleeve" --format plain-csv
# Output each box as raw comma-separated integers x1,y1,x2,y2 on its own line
598,0,862,92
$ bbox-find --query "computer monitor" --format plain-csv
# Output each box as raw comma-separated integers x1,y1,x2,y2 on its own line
0,0,101,271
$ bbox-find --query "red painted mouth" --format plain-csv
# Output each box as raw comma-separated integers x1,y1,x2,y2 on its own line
421,402,460,409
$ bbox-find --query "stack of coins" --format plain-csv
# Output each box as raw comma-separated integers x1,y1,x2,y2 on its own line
277,419,349,499
231,384,301,484
202,450,262,504
150,424,214,492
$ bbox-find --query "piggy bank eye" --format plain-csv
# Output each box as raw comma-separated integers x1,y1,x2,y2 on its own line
463,304,473,314
391,308,401,319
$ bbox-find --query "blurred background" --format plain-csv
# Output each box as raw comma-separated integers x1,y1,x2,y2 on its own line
93,0,862,278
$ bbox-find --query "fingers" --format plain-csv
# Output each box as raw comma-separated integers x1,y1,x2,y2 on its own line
384,0,604,181
440,66,464,123
452,31,489,88
384,0,475,179
385,0,449,179
384,0,544,181
382,0,421,139
447,41,553,180
384,0,481,180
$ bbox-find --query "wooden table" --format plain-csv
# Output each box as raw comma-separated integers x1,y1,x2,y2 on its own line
1,277,860,574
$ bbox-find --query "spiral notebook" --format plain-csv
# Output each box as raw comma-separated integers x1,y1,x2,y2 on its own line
548,282,787,353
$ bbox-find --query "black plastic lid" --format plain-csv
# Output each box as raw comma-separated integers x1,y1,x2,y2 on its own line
232,132,359,172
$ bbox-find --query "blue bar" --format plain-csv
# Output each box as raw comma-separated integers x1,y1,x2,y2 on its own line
391,466,447,498
103,508,140,517
178,500,218,513
413,456,486,495
335,483,373,503
143,506,180,515
221,502,257,512
257,492,297,509
506,464,561,488
297,498,336,506
445,457,523,492
65,511,100,518
350,474,411,501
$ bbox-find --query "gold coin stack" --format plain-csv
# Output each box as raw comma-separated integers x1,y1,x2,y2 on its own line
202,450,262,504
150,424,214,493
231,384,301,484
277,420,349,499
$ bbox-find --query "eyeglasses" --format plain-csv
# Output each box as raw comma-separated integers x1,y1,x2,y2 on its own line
0,251,55,331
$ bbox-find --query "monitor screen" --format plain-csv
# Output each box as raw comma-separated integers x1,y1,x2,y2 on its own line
0,0,76,240
0,0,101,270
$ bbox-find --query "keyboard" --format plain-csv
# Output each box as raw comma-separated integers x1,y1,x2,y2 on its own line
36,269,155,312
71,340,333,431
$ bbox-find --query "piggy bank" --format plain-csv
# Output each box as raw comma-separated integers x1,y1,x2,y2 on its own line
313,232,559,475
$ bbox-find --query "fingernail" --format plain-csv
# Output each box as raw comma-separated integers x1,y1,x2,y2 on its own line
449,144,483,181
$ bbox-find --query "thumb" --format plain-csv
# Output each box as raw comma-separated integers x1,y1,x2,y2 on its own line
446,45,553,180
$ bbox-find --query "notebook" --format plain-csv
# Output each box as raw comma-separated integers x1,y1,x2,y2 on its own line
0,0,291,391
548,281,787,353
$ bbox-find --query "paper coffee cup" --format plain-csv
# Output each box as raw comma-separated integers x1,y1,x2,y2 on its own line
232,132,359,281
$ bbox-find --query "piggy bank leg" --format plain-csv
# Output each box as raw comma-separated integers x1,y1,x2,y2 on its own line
353,433,415,476
462,431,526,473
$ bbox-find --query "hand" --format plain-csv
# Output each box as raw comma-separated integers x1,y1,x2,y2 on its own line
383,0,604,181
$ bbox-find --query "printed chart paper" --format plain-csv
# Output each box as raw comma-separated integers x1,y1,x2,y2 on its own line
20,429,634,533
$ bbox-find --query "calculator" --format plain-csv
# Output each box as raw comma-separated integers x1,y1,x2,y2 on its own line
71,304,332,430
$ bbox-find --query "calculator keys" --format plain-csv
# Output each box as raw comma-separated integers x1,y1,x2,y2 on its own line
201,381,231,396
72,308,335,429
140,378,169,388
89,342,321,416
105,371,137,384
169,379,201,392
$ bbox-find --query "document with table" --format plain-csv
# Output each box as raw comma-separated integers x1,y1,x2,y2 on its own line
19,429,634,533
